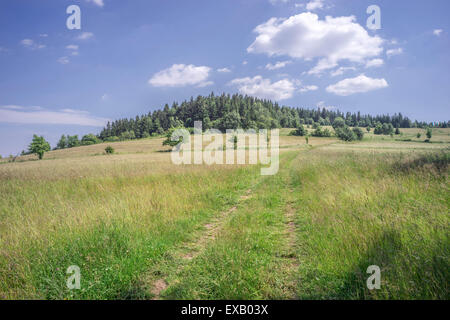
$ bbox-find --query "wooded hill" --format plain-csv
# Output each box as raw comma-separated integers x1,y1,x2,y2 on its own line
99,93,448,140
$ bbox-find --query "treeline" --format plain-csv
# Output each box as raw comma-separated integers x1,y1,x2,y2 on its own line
55,134,101,149
98,93,449,141
48,92,449,152
17,133,101,155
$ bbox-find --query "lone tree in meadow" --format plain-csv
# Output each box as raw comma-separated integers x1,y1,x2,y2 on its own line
28,135,51,160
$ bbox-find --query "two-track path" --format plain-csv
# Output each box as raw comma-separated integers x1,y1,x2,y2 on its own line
147,148,319,299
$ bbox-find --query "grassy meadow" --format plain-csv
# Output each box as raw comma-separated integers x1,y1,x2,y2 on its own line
0,128,448,299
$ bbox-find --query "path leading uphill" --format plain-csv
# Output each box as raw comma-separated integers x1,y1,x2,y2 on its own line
144,149,308,300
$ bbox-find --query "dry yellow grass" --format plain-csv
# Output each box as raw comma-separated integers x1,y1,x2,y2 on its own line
0,134,337,180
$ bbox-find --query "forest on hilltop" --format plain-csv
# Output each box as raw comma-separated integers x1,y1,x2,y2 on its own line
98,93,449,141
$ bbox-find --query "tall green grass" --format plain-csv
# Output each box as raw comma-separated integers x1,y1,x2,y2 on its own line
290,150,449,299
0,166,260,299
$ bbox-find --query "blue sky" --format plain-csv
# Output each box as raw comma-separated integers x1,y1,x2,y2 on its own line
0,0,449,156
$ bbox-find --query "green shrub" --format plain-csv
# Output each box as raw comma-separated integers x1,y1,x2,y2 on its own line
105,146,115,154
335,126,357,141
374,123,383,134
383,123,394,135
290,124,307,136
312,126,332,137
374,123,394,135
81,134,102,146
352,127,364,140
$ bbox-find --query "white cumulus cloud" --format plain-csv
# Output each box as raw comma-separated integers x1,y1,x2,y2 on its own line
149,64,212,87
248,13,384,75
217,67,231,73
386,48,403,58
365,58,384,68
330,66,356,77
229,76,296,100
326,74,388,96
308,59,338,75
265,60,292,70
306,0,324,11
